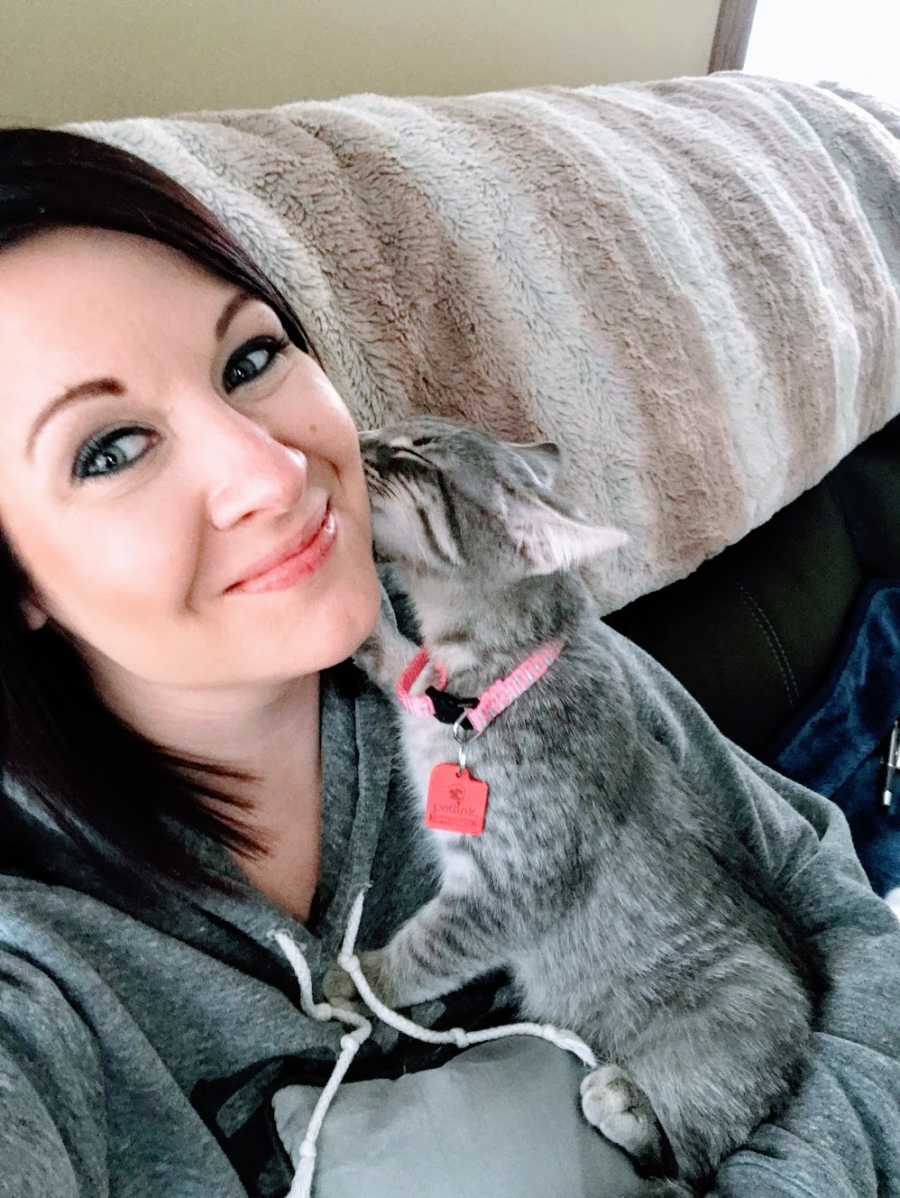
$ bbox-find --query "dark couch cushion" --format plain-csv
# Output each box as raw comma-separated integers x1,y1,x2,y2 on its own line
606,414,900,755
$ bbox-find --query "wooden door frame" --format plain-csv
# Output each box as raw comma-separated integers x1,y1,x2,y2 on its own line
708,0,759,72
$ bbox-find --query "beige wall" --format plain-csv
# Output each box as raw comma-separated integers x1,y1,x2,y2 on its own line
3,0,720,125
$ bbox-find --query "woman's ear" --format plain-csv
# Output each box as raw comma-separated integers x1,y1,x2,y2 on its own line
20,595,49,632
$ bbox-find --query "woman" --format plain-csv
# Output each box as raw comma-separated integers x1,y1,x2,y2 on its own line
0,128,897,1198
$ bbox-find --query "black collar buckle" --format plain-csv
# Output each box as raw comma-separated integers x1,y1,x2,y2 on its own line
424,686,478,731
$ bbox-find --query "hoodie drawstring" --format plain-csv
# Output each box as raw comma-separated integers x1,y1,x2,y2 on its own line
272,888,597,1197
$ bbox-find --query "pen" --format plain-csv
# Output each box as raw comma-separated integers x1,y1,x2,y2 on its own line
883,718,900,810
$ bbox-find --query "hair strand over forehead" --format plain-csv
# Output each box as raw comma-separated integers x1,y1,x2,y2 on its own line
0,126,315,358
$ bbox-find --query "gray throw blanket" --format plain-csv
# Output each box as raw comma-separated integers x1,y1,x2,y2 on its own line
71,72,900,614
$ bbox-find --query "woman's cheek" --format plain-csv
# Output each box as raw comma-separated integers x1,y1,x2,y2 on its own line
78,513,189,614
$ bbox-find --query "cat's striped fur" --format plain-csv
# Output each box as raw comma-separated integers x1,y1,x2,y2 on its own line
328,415,818,1195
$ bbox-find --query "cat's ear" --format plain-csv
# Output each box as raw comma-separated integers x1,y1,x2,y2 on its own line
504,440,562,491
504,492,629,575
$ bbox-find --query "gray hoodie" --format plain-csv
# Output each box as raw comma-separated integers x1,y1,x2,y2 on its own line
1,581,899,1198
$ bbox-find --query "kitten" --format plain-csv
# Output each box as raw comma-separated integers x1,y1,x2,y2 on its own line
326,415,817,1195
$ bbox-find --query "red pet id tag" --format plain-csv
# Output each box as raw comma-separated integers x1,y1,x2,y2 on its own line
425,763,489,835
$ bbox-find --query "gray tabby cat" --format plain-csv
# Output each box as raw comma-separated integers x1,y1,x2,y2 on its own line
325,415,817,1197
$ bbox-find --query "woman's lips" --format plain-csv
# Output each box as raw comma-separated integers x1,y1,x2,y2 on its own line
227,504,336,594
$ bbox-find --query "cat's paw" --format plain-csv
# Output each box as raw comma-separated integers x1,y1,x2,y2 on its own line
321,963,363,1012
580,1064,665,1170
322,949,394,1012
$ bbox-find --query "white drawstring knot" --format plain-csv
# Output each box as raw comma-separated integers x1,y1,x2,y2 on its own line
269,894,374,1198
272,887,598,1197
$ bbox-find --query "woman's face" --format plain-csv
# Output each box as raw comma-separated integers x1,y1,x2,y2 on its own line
0,226,381,699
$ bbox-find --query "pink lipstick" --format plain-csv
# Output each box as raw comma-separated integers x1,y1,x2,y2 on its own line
228,504,336,594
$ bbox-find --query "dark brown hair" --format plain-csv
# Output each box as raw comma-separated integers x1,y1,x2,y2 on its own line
0,127,323,904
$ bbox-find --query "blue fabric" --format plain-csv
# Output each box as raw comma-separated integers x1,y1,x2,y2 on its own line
766,580,900,898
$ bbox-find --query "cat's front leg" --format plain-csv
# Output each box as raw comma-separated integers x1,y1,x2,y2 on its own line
352,605,419,696
324,893,505,1010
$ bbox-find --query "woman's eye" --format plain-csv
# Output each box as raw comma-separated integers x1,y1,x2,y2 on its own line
70,333,291,483
72,426,155,482
223,334,290,394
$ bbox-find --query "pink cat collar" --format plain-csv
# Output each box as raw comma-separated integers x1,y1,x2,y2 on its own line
396,638,565,734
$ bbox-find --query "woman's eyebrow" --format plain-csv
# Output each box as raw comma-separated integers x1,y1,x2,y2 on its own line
26,289,255,460
26,378,124,461
214,290,254,341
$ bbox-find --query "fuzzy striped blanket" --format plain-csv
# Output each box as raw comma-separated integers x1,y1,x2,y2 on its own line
71,72,900,613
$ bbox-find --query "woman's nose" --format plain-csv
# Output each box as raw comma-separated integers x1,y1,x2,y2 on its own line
205,412,309,529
